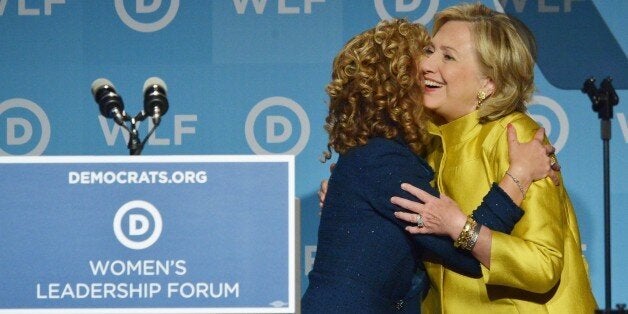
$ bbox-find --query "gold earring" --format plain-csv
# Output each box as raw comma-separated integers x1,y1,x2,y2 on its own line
476,91,487,108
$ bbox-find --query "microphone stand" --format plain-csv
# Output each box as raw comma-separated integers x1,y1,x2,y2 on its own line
114,110,160,156
582,77,621,314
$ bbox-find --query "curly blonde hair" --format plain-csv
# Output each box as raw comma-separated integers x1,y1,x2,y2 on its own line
322,18,431,161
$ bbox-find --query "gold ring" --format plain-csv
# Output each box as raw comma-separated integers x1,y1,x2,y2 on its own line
550,154,557,166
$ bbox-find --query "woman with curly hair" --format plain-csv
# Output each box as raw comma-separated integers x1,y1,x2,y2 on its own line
301,18,554,313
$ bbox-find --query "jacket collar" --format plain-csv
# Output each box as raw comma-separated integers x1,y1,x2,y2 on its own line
427,111,481,147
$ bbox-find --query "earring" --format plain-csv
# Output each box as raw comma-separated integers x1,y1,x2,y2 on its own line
476,91,487,108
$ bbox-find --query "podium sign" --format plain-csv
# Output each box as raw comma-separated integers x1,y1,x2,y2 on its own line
0,155,295,313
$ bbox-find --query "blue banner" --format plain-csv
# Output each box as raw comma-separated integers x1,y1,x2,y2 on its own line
0,155,295,313
0,0,626,307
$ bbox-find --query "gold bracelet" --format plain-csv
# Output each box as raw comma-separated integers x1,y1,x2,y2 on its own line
454,216,478,250
465,220,482,251
505,171,525,197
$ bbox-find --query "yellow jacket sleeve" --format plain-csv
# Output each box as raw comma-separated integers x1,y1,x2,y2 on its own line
480,115,566,294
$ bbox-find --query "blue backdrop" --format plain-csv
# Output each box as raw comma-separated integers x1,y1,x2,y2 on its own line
1,0,626,309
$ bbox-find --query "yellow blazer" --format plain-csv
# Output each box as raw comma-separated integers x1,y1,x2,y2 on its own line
422,111,596,313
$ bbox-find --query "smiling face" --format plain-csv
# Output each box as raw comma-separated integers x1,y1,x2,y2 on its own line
420,21,494,122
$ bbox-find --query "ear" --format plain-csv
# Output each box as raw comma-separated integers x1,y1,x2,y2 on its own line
481,77,496,96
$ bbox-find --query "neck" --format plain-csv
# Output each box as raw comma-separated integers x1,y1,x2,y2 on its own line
435,107,477,125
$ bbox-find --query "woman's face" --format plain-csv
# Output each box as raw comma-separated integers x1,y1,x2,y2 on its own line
420,21,493,122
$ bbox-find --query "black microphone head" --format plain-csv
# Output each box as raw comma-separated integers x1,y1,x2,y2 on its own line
143,77,169,117
581,77,596,94
91,78,125,118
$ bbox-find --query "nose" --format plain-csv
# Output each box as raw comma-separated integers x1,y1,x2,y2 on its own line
420,53,436,74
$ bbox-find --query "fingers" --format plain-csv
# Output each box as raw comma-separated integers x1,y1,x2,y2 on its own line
404,225,429,234
395,211,420,225
390,196,424,213
507,123,518,144
551,160,561,171
318,180,328,209
400,183,437,203
544,143,556,155
329,162,336,173
394,212,430,234
534,127,546,142
548,169,561,186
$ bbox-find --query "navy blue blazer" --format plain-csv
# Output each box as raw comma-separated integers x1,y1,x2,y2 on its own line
301,137,522,313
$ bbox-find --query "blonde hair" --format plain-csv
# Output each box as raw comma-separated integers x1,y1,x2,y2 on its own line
433,3,535,122
322,18,431,161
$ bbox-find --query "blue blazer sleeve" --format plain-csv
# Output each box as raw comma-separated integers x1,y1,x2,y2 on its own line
345,138,522,277
472,183,524,234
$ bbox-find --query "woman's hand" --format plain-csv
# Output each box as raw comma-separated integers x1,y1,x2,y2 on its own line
507,125,560,186
318,179,328,209
317,163,335,209
392,183,467,239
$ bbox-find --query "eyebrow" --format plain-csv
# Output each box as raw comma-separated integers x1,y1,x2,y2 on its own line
427,42,459,54
439,45,458,54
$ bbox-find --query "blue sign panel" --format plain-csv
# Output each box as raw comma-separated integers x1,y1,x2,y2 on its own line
0,155,295,313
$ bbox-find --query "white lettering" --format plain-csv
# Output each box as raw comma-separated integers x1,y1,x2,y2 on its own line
37,283,48,299
498,0,531,12
44,0,64,15
89,260,109,275
304,0,324,14
167,282,239,298
67,171,207,184
0,0,64,15
499,0,582,13
68,172,79,184
18,0,39,15
234,0,323,14
111,260,126,276
148,118,170,145
89,260,187,276
36,282,161,299
278,0,298,14
99,116,128,146
99,114,196,147
174,114,196,145
233,0,267,14
61,283,75,299
539,0,559,13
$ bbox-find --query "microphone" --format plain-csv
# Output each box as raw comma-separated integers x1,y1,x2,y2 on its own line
91,78,125,125
581,77,599,106
143,77,169,125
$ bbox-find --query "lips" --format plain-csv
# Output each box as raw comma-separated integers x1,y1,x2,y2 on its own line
424,79,444,88
423,79,444,94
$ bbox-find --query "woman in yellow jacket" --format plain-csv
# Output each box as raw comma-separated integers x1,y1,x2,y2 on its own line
391,3,596,313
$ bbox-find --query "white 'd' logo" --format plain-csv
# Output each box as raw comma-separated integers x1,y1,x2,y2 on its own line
245,96,310,156
374,0,439,24
0,98,51,156
114,0,179,32
113,200,163,250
